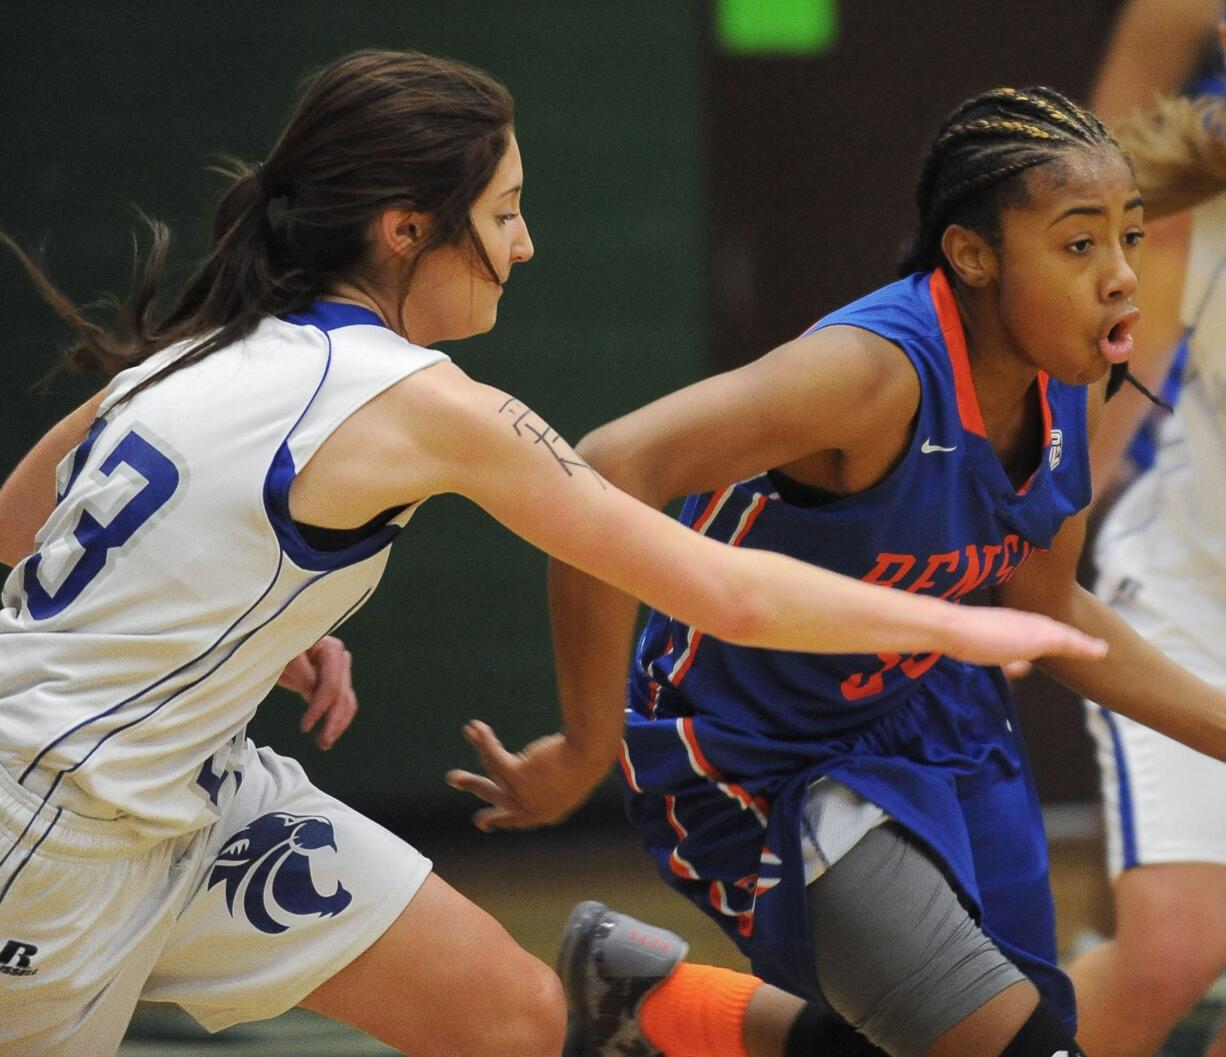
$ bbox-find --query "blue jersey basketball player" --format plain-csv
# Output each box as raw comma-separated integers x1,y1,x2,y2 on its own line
450,86,1226,1057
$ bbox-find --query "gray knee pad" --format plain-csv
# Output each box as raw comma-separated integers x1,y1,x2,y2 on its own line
807,823,1025,1057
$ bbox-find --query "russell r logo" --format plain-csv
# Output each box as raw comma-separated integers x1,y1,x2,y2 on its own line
0,939,38,976
208,812,353,935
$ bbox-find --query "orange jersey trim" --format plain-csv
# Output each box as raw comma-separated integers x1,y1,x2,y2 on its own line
929,269,987,438
929,269,1054,477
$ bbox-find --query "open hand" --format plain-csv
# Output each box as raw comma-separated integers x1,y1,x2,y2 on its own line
445,721,611,832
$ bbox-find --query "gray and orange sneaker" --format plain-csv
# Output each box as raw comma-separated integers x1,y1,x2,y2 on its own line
557,901,689,1057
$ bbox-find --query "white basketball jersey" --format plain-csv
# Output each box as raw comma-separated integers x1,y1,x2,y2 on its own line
0,302,447,839
1096,192,1226,611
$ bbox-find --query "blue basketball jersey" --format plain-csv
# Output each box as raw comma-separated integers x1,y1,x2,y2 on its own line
620,269,1092,1026
632,269,1091,736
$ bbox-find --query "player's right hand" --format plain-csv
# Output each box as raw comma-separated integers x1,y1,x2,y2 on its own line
444,721,610,832
942,606,1107,668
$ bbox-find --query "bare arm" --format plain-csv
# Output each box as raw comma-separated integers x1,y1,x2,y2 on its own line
0,392,105,567
384,354,1067,658
1000,382,1226,759
1092,0,1219,124
997,505,1226,761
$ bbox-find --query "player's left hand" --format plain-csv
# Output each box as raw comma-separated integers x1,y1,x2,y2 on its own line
445,720,611,831
276,636,357,751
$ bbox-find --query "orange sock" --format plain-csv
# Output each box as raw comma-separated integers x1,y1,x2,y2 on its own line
638,962,764,1057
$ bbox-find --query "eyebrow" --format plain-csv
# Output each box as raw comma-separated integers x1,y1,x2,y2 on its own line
496,184,522,200
1049,195,1145,225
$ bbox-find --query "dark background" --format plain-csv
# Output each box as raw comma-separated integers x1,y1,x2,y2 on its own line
0,0,1123,835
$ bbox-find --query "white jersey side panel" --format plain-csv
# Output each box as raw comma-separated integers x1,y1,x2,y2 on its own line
0,311,448,839
1095,191,1226,611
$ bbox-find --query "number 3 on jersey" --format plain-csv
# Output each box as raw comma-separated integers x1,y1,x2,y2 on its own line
23,426,181,619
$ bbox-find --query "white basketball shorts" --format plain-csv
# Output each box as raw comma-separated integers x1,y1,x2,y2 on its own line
1086,565,1226,878
0,740,431,1057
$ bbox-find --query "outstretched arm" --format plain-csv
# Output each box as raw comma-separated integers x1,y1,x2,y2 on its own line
399,336,1105,828
1092,0,1218,124
394,361,1097,660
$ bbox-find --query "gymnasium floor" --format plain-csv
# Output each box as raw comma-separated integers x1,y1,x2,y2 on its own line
116,818,1224,1056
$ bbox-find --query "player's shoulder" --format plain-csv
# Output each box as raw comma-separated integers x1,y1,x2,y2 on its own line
358,358,500,457
785,322,920,420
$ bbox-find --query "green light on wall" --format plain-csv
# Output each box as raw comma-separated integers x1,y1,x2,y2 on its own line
716,0,838,55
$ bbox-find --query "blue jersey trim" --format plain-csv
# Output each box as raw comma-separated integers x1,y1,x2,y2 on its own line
1189,72,1226,99
282,300,387,333
265,443,403,572
1099,707,1138,869
260,326,404,573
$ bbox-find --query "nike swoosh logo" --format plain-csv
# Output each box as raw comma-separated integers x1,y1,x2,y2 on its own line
920,439,957,454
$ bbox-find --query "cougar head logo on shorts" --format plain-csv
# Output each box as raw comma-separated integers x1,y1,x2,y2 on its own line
208,812,353,934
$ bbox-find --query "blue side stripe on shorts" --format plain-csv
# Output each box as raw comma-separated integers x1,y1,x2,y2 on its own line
1099,707,1138,869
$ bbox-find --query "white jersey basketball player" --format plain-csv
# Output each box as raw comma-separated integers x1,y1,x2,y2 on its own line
1,305,445,837
0,306,446,1051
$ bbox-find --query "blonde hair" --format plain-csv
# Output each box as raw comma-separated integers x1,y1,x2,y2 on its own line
1115,93,1226,219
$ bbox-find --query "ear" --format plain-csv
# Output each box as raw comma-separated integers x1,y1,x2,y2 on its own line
371,207,430,259
940,224,997,288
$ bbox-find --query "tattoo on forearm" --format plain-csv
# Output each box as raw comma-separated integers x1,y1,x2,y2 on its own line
499,398,606,487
